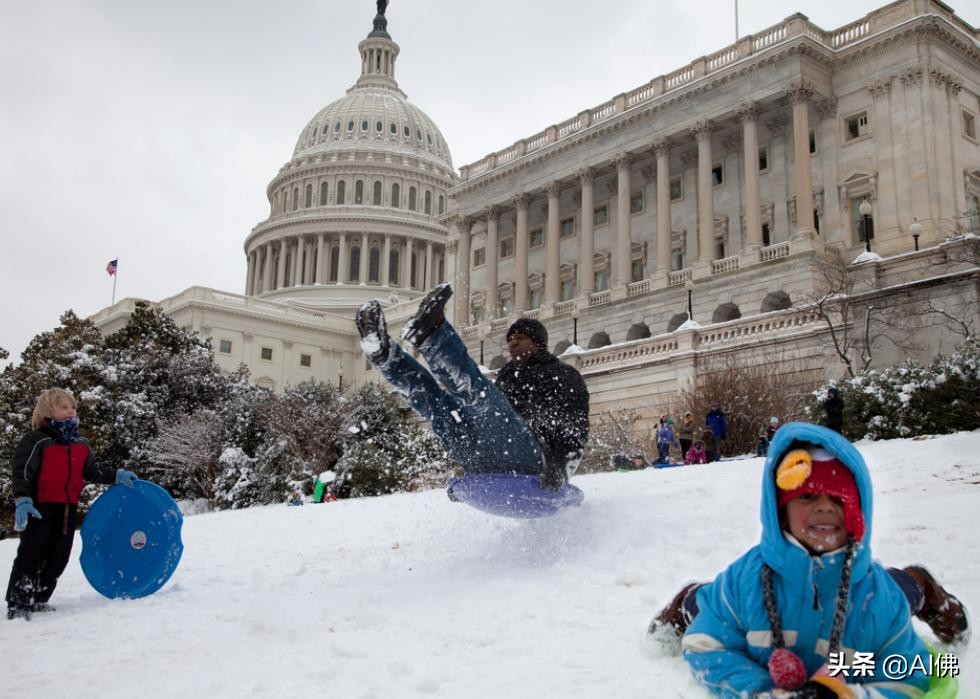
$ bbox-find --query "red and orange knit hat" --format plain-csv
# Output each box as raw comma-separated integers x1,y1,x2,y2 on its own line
775,447,865,542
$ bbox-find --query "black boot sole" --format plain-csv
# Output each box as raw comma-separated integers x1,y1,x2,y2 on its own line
401,283,453,348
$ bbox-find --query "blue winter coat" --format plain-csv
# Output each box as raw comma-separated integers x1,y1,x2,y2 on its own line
706,409,727,440
682,423,929,698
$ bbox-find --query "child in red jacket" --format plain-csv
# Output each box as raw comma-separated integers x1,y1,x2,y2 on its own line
6,388,137,620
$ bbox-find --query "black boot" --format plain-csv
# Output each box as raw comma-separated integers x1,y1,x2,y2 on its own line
355,301,391,364
401,283,453,349
7,605,32,621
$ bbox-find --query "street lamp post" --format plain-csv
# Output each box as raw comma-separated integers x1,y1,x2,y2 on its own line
685,279,694,321
910,219,922,252
478,325,487,366
337,367,344,393
860,199,873,253
571,306,580,346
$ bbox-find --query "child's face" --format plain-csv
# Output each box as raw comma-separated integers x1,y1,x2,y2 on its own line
783,493,848,553
50,398,77,421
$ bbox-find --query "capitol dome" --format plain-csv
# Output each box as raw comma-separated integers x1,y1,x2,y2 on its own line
243,8,455,314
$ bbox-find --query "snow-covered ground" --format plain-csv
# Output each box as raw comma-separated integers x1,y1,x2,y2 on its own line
3,431,978,698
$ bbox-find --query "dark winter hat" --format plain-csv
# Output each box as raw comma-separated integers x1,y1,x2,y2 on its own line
506,318,548,350
776,447,865,541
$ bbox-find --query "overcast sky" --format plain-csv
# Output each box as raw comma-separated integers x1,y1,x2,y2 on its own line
2,0,977,366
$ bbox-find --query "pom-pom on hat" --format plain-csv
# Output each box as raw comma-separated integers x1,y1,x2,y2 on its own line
775,446,865,541
506,318,548,351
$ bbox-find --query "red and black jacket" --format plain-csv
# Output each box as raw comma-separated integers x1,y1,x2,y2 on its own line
10,427,116,505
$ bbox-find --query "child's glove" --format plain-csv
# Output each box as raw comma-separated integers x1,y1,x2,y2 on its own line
14,497,42,532
115,469,138,488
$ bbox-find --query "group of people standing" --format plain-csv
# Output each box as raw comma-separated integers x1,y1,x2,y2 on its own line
650,405,728,466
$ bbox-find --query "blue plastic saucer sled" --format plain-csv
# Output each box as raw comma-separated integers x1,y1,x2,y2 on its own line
447,473,584,519
80,481,184,599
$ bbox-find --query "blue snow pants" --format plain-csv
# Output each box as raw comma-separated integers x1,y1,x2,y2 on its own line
374,321,543,475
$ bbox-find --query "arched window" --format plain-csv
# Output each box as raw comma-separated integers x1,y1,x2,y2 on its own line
319,181,328,206
333,121,341,134
369,247,381,283
588,332,612,349
409,186,417,211
404,125,410,138
304,184,313,208
626,323,651,341
390,122,397,135
391,183,400,208
667,313,689,333
712,303,742,323
389,249,399,285
329,246,339,282
349,246,360,282
336,180,346,205
355,180,364,204
376,120,383,133
292,187,299,212
438,195,445,214
424,191,432,214
760,291,792,313
373,181,382,206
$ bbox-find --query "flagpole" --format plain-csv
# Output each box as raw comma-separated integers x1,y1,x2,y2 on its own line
735,0,739,40
112,259,118,306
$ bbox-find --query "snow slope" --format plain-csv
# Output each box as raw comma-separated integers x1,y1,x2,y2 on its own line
2,431,978,698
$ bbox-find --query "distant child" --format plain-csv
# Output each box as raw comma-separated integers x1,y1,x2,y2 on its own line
6,389,137,621
656,419,678,465
670,423,933,697
755,431,769,457
684,440,707,465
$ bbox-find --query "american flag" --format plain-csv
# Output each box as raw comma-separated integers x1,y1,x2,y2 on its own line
106,259,118,276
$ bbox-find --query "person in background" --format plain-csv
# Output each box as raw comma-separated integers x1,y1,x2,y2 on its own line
6,388,138,621
656,419,679,465
678,411,696,458
705,404,727,461
685,440,707,465
823,387,844,435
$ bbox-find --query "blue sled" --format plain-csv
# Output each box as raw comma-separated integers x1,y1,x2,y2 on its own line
80,481,184,599
447,473,584,519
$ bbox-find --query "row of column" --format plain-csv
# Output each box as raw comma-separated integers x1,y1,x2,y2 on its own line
246,233,443,296
453,86,817,324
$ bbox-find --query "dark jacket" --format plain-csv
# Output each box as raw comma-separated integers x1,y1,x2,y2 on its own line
495,350,590,478
824,390,844,434
11,426,116,504
706,408,728,440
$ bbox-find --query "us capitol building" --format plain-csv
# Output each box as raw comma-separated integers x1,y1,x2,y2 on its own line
93,1,980,423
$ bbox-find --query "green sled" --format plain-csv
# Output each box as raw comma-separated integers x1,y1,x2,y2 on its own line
925,645,958,699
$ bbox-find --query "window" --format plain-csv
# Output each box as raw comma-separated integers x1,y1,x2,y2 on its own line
759,147,769,172
403,125,410,138
967,194,979,231
390,122,397,135
845,112,869,141
389,249,399,285
530,227,544,248
409,186,417,211
334,121,341,133
715,239,726,258
631,259,644,282
630,192,644,214
305,184,313,208
560,217,575,238
219,340,232,354
762,223,771,246
373,181,382,206
369,247,381,283
347,120,354,132
355,180,364,204
330,247,339,282
671,250,684,272
594,270,609,291
809,129,817,154
260,347,273,361
292,187,299,211
670,177,683,201
391,183,400,208
376,120,383,133
560,279,575,301
964,110,977,141
438,195,445,214
500,237,515,258
336,180,346,205
712,164,724,187
473,247,486,267
349,246,360,282
319,181,328,205
424,190,432,214
361,120,369,132
300,354,312,368
529,287,543,309
593,204,608,226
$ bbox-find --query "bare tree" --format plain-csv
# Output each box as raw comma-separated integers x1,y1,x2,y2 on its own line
795,257,918,378
921,234,980,342
144,411,222,506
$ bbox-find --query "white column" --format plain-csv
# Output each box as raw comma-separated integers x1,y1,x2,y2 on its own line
615,152,632,288
382,234,392,286
245,251,255,295
790,83,815,236
654,139,672,276
337,232,348,285
315,234,325,284
292,237,302,286
426,240,434,289
485,207,499,317
402,238,413,289
513,193,529,313
454,218,472,323
276,239,287,290
694,121,715,263
262,243,274,294
738,103,763,252
578,169,594,298
545,181,560,305
359,232,369,285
